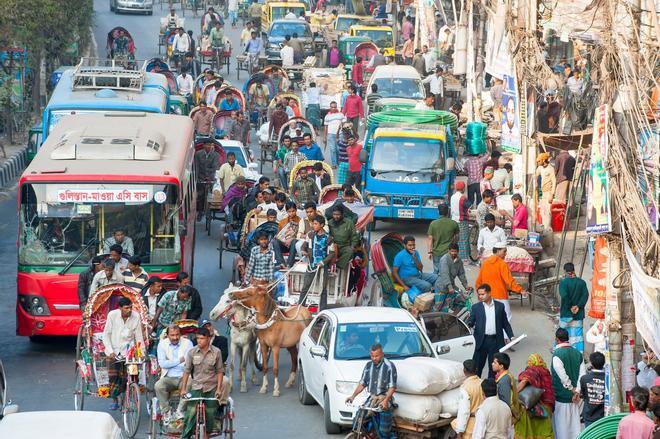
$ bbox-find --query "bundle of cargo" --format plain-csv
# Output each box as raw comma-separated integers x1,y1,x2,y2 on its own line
302,67,346,111
464,121,488,155
390,357,465,424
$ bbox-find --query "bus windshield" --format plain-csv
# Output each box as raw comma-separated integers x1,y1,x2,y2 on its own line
370,137,445,183
19,183,181,266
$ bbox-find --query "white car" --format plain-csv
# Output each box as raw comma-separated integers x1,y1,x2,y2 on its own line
217,139,262,183
297,307,475,433
0,411,126,439
365,65,425,116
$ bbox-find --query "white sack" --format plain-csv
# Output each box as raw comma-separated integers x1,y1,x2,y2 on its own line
393,392,443,424
437,387,462,417
395,357,465,395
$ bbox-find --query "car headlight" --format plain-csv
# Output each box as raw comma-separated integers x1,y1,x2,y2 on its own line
336,381,358,394
18,295,51,316
369,195,388,205
425,198,445,208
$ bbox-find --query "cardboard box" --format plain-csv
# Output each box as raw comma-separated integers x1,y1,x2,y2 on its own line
414,292,436,312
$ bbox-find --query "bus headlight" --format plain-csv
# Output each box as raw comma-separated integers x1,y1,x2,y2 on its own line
425,198,445,208
369,195,388,205
19,295,51,316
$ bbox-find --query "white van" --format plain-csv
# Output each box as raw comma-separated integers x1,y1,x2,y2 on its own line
365,65,425,115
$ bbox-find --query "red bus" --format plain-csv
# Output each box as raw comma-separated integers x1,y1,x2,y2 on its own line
17,113,197,338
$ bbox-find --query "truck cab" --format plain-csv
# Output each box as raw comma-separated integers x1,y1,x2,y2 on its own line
261,2,307,34
361,124,456,222
349,24,394,57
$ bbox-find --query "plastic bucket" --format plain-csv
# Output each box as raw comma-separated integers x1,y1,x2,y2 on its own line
551,201,567,232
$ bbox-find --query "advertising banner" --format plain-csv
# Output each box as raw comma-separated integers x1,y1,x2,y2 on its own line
586,105,612,234
500,75,521,153
589,236,608,319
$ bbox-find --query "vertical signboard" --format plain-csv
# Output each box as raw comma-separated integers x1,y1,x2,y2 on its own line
586,105,612,234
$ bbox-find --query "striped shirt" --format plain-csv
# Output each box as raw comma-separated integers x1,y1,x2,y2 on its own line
359,357,397,396
122,268,149,292
366,93,381,114
283,151,307,173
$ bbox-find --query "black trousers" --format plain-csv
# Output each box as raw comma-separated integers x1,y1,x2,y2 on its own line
472,335,499,379
297,268,328,311
467,182,482,207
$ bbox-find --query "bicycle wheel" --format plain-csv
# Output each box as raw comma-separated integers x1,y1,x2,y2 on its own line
73,366,85,411
123,382,142,438
149,399,160,439
195,402,207,439
469,224,480,262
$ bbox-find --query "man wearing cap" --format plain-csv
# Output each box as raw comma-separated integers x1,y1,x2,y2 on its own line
535,152,556,231
450,181,472,262
558,262,589,353
422,67,444,110
475,246,527,325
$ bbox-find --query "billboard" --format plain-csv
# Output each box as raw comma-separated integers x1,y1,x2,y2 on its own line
586,105,612,234
500,74,521,153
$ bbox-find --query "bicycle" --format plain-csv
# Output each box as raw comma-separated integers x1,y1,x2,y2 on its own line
113,354,144,438
184,394,235,439
345,403,386,439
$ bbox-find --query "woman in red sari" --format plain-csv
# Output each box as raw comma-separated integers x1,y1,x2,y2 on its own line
515,353,555,438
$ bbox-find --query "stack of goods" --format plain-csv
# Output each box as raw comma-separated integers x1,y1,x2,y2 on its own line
464,121,488,155
392,358,466,423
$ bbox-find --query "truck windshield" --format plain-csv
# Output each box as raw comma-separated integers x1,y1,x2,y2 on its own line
371,77,424,99
19,183,180,266
370,136,445,183
354,29,392,47
269,21,311,38
334,321,433,360
272,7,306,21
336,17,363,32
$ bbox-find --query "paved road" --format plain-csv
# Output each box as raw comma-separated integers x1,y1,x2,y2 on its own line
0,2,556,438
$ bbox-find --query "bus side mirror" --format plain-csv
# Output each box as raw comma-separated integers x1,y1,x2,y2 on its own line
359,149,368,163
446,157,455,171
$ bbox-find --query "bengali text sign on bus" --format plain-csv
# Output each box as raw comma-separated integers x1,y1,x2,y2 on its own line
55,188,152,203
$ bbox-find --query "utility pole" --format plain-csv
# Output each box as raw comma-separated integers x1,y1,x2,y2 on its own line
465,0,475,121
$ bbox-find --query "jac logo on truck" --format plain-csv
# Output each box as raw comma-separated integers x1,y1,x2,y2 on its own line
395,175,419,183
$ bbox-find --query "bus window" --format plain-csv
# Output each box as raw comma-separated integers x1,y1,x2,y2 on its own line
19,183,181,266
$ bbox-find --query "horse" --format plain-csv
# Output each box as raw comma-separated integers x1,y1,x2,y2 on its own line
209,284,259,393
228,283,312,397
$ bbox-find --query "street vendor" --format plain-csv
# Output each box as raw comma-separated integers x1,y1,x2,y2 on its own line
499,193,529,239
346,343,398,438
328,206,360,270
102,296,145,410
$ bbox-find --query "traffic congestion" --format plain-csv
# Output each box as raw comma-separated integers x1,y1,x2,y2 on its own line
1,0,659,439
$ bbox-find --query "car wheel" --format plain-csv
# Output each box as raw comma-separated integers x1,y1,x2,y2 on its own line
297,365,315,406
324,389,341,434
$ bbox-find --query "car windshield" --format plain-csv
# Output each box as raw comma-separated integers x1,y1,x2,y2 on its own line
222,146,247,167
336,17,363,32
269,22,311,38
19,183,180,266
272,7,306,21
371,136,445,183
371,77,424,99
354,29,392,47
334,321,434,360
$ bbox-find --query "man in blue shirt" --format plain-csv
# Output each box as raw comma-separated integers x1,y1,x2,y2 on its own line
300,133,325,161
392,235,440,295
219,90,240,111
155,324,194,417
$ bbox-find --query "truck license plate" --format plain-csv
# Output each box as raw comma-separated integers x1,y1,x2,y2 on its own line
397,209,415,219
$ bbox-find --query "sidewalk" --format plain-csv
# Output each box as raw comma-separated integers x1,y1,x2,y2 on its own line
0,134,28,189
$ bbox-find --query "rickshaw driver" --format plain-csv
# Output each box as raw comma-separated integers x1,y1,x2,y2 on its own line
114,30,130,57
102,296,145,410
345,343,398,438
179,327,230,438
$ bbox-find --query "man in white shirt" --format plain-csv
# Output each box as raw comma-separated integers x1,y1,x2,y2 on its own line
323,101,345,168
176,68,195,96
422,67,444,110
421,44,436,74
477,213,506,257
284,9,297,19
566,70,584,94
471,379,514,439
452,359,484,438
206,80,222,107
280,39,295,67
172,27,191,54
257,189,278,212
102,296,145,407
155,324,194,416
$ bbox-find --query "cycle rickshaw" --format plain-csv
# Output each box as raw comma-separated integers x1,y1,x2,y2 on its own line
73,283,156,437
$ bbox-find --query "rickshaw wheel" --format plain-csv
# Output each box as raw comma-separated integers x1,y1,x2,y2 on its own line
468,223,480,262
75,326,84,361
73,366,85,411
344,433,358,439
218,226,224,269
224,416,234,438
149,397,159,439
123,382,142,437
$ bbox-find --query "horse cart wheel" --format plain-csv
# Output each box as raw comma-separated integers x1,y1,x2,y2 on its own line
123,382,142,437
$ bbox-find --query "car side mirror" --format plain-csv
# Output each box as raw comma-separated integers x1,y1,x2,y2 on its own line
436,345,450,355
310,345,327,358
2,403,19,418
446,157,455,171
178,223,187,237
359,149,368,163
